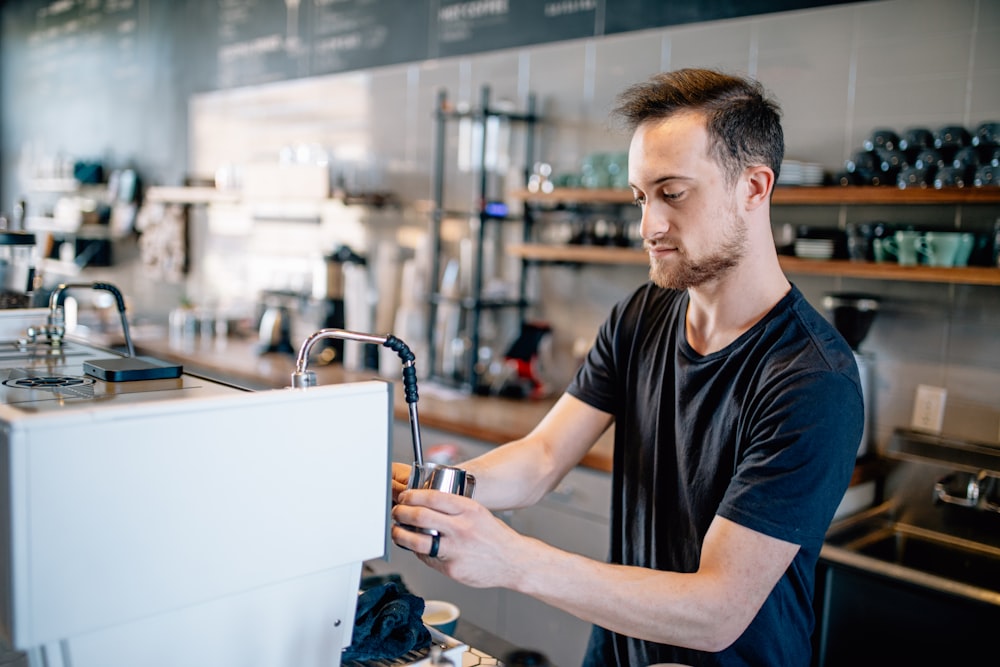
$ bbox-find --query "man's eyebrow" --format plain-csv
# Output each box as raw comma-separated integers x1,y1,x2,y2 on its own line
632,174,693,189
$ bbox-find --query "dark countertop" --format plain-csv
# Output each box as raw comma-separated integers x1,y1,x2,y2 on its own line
134,334,616,473
452,619,520,664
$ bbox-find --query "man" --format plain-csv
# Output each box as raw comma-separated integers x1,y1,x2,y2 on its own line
391,69,862,666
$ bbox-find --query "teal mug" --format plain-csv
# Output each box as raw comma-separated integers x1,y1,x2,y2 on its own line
917,231,963,267
875,230,921,266
954,232,974,267
872,237,893,263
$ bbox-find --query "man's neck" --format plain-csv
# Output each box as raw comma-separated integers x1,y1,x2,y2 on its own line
684,256,790,355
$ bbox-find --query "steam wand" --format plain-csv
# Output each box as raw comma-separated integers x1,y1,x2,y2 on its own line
291,329,423,466
42,281,135,356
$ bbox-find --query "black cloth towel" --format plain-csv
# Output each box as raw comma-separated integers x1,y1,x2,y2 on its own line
341,581,432,662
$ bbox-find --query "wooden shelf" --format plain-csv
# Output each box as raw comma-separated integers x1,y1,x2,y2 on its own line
778,256,1000,286
509,243,647,265
512,188,638,205
25,178,83,193
507,243,1000,285
511,186,1000,206
772,186,1000,206
145,186,241,205
510,185,1000,285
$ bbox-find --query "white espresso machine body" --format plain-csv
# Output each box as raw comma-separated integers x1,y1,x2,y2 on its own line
0,354,392,667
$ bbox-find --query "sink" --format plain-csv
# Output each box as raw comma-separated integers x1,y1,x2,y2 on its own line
823,504,1000,597
827,524,1000,592
818,504,1000,666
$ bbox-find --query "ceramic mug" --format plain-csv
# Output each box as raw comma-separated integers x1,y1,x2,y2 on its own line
953,232,975,267
422,600,460,636
872,237,893,263
917,231,962,267
875,230,921,266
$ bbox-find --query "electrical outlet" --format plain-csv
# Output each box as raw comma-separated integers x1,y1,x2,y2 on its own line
911,384,947,433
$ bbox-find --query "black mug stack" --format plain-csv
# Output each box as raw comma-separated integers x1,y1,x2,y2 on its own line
841,122,999,188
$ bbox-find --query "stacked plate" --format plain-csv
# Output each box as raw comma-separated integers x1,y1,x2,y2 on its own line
794,237,835,260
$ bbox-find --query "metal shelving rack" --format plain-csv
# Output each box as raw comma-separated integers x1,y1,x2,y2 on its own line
426,85,539,392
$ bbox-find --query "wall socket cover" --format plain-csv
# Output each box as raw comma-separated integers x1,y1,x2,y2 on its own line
911,384,947,434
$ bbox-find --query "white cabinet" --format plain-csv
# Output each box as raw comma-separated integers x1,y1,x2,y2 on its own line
368,421,611,667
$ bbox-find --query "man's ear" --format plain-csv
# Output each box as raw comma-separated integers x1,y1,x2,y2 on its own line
744,165,774,210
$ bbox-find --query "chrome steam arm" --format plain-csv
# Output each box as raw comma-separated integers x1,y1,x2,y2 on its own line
46,281,136,356
290,328,424,466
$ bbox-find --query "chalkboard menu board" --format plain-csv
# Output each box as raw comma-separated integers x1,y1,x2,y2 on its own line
9,0,147,102
603,0,864,34
202,0,863,89
1,0,187,188
430,0,597,59
212,0,430,89
4,0,867,94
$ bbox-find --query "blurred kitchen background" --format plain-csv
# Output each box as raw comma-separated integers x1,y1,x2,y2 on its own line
1,0,999,456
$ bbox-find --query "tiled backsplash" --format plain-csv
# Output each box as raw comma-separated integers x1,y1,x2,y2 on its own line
176,0,1000,453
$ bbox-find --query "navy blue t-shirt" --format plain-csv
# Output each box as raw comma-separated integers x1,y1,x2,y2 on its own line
569,283,862,667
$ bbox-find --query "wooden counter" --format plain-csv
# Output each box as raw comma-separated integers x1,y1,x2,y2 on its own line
133,334,881,484
134,334,615,473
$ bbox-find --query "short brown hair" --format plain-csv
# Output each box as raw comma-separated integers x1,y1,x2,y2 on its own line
612,68,784,184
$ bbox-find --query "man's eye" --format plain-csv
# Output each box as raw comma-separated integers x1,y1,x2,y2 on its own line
632,196,645,207
663,190,683,200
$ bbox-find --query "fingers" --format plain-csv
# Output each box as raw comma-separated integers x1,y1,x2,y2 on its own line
390,489,470,556
395,487,470,517
391,523,440,559
391,461,411,483
390,490,449,534
390,462,411,502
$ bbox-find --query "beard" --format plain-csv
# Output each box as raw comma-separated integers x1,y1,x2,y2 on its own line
646,211,748,290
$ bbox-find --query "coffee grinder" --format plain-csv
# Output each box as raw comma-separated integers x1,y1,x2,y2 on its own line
311,245,368,365
822,292,880,458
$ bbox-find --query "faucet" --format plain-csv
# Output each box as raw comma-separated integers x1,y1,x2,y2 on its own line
968,469,990,505
933,468,996,512
37,282,136,356
290,328,424,466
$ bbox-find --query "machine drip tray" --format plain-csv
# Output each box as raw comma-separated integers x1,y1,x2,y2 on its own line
83,357,183,382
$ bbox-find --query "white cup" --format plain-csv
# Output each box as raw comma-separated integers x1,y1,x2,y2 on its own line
422,599,460,636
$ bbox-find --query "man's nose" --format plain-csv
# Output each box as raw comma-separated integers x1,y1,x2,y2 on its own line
639,202,667,240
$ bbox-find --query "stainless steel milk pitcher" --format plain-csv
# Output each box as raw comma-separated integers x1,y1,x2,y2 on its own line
408,461,476,498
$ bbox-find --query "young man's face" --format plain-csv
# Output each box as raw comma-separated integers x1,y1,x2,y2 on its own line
629,111,747,290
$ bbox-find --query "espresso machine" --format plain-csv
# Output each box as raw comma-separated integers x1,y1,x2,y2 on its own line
0,291,393,667
822,292,880,458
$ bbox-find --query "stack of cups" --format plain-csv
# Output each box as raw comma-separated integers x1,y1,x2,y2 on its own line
872,230,975,267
